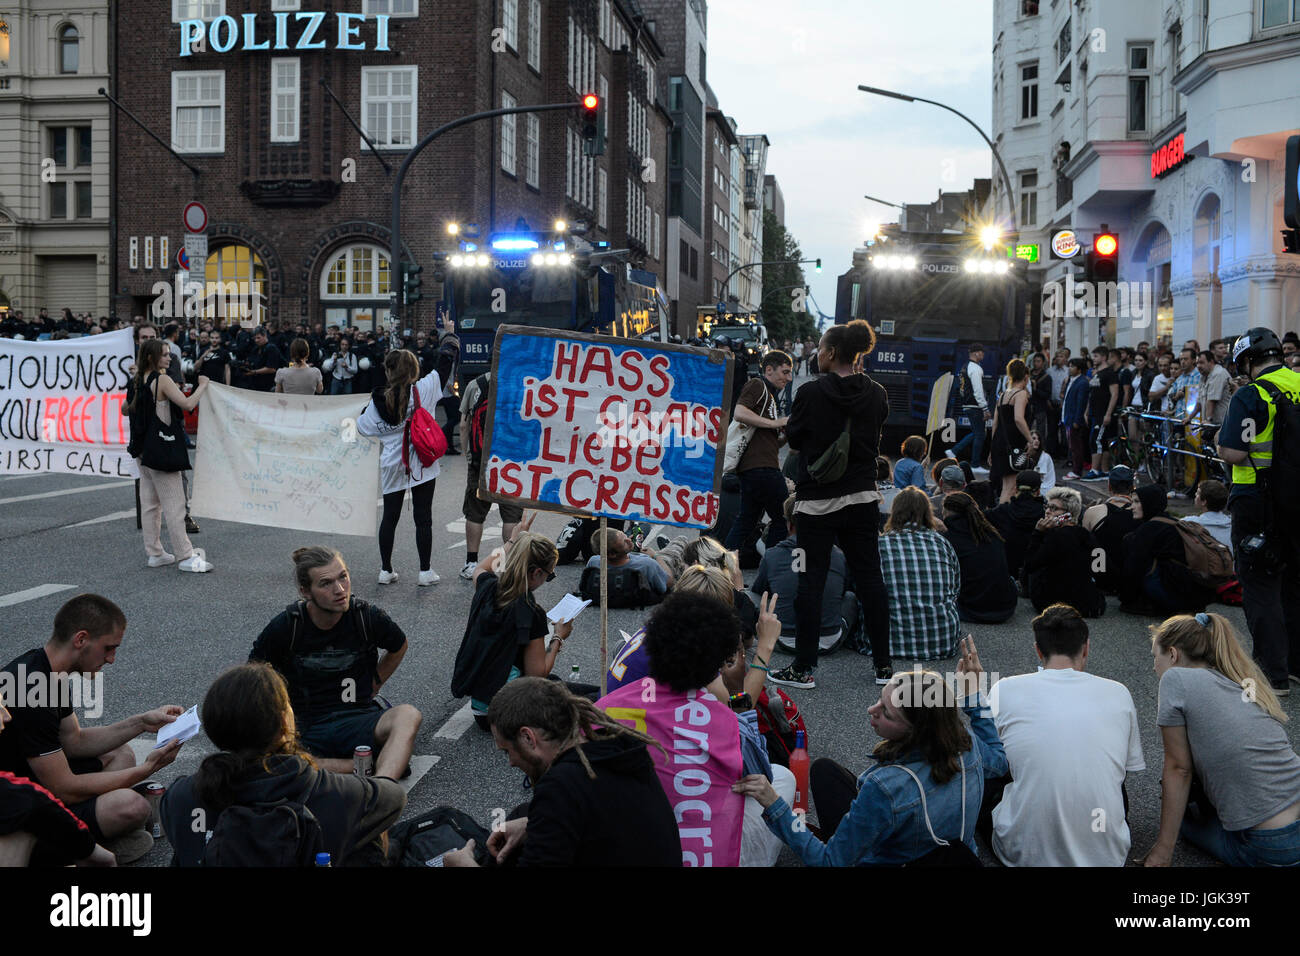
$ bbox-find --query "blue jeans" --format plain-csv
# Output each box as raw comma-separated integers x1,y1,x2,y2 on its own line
1181,808,1300,866
951,412,986,465
330,377,353,395
724,467,789,551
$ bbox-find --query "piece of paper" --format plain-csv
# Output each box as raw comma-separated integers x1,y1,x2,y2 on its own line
155,705,201,749
548,594,593,624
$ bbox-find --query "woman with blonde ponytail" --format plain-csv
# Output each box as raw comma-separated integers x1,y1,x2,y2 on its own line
357,347,443,586
1142,611,1300,867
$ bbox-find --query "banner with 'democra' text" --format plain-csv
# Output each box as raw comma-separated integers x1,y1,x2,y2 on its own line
0,328,139,477
479,327,734,529
191,384,380,536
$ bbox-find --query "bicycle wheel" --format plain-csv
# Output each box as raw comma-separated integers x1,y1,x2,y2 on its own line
1145,441,1168,489
1110,437,1134,470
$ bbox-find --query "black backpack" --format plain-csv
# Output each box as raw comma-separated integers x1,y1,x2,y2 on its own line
388,807,491,867
468,373,492,461
202,799,326,867
578,564,662,609
1254,378,1300,522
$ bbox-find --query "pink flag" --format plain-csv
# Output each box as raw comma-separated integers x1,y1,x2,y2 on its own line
597,679,744,867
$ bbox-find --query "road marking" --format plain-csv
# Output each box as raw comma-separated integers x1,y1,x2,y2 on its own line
401,755,440,794
66,509,136,528
0,480,132,506
0,584,77,608
434,701,477,740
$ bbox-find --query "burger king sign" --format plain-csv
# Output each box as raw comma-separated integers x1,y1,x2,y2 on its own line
1050,229,1081,260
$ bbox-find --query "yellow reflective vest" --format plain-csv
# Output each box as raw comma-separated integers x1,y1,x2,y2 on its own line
1230,366,1300,488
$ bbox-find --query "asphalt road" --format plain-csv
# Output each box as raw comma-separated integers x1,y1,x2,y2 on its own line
0,375,1288,868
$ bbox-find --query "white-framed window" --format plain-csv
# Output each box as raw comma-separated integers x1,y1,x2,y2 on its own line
598,168,607,228
653,211,660,259
201,244,268,324
1020,63,1038,120
525,114,540,188
503,0,518,50
321,244,393,299
363,0,417,15
361,66,416,149
171,71,225,153
145,236,154,270
527,0,541,70
270,0,300,10
160,237,169,268
129,237,139,271
1262,0,1300,28
599,75,609,140
565,128,573,198
501,91,517,175
1019,170,1038,227
271,58,300,143
1127,43,1151,133
172,0,223,22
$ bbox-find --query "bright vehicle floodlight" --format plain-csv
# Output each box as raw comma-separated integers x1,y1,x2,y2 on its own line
997,260,1011,274
447,222,460,235
980,225,1000,250
964,259,980,273
476,254,489,267
554,219,568,232
901,256,917,270
979,260,995,274
532,253,544,266
450,254,464,267
559,253,573,265
545,253,558,265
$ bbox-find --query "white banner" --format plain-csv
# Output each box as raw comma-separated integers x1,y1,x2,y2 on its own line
191,384,381,536
0,328,139,477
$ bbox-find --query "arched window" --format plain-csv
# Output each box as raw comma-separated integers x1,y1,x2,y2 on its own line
319,244,393,331
1194,194,1221,275
201,244,267,325
1134,222,1172,345
60,25,79,74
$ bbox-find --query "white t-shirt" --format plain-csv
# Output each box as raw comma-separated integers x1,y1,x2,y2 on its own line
793,343,803,358
1148,372,1172,412
989,668,1145,867
1035,451,1056,492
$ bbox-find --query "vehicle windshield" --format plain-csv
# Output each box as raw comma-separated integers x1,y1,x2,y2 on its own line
451,267,588,332
868,272,1012,340
713,325,761,340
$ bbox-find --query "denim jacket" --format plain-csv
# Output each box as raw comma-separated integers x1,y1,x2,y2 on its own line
762,695,1008,866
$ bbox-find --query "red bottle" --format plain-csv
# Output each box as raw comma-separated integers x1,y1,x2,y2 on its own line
790,730,810,813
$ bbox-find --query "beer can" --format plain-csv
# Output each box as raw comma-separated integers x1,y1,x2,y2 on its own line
353,745,374,777
146,782,166,839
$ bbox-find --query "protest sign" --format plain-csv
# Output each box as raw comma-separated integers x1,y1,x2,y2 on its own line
0,329,138,477
478,327,733,529
191,384,380,535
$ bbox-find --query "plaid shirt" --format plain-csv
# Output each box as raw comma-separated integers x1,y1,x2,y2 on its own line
879,527,962,661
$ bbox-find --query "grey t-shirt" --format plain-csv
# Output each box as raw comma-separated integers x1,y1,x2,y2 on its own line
1201,364,1231,425
584,552,670,595
275,364,323,395
1157,666,1300,830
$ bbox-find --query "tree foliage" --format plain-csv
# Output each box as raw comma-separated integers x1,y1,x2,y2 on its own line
760,209,817,344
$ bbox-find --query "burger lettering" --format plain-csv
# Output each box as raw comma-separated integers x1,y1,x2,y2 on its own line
1150,133,1191,179
179,12,391,57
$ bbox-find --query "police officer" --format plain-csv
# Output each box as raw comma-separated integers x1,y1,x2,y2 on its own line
1217,327,1300,696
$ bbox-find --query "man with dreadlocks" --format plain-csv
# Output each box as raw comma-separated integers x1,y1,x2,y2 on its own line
441,677,681,866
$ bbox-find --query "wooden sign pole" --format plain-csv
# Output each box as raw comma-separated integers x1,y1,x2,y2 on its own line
599,516,608,697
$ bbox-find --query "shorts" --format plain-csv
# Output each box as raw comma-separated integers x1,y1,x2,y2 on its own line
463,457,524,525
65,757,107,841
1090,422,1117,455
298,703,385,759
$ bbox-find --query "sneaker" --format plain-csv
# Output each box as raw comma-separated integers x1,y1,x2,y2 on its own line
105,828,154,865
1082,470,1106,480
768,665,816,689
655,534,670,551
378,569,399,585
1271,680,1291,698
1290,673,1300,685
185,515,201,534
459,561,476,581
418,569,440,586
875,665,894,685
944,448,956,459
147,553,176,568
1064,471,1081,481
177,553,213,573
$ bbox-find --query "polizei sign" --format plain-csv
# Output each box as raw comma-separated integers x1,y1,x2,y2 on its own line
179,12,391,56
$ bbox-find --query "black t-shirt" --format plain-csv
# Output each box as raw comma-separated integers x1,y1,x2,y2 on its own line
196,345,231,384
243,342,285,391
249,599,407,728
1089,367,1119,420
0,648,73,780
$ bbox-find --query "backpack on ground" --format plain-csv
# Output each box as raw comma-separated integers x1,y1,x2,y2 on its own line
578,563,662,609
202,799,325,867
402,384,447,474
1254,378,1300,522
1154,517,1235,588
756,687,807,768
387,807,491,867
467,373,492,462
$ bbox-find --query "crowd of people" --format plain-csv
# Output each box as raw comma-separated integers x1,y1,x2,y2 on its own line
2,313,1299,869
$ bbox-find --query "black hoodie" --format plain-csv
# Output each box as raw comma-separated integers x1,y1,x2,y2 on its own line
785,372,888,501
986,492,1046,577
161,754,405,867
518,736,682,867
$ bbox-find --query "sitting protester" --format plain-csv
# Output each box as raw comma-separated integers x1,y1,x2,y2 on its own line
986,605,1144,866
583,526,671,598
735,640,1008,866
250,548,422,780
893,435,929,491
161,664,406,866
453,524,599,730
1022,487,1106,617
878,488,962,661
1142,613,1300,867
941,492,1018,624
985,471,1046,580
441,678,681,867
1079,465,1138,594
1181,479,1232,553
931,464,967,520
1120,486,1217,616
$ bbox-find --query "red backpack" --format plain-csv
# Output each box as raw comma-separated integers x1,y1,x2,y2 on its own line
756,687,808,767
402,385,448,475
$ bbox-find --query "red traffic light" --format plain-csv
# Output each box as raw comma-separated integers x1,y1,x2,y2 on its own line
1095,233,1118,257
582,94,599,110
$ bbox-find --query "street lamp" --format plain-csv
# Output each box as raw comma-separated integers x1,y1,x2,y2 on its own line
858,84,1018,234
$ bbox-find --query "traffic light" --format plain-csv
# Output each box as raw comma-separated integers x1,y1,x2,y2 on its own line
1089,229,1119,282
580,94,605,157
814,258,822,274
403,263,424,304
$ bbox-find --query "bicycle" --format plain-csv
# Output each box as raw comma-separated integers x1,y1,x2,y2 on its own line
1143,415,1228,498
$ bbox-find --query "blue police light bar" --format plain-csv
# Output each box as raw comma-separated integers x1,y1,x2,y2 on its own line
490,237,541,251
459,241,478,252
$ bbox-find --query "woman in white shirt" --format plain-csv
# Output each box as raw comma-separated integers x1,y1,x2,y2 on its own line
357,349,444,586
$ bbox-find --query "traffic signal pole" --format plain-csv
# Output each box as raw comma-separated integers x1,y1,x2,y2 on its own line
389,100,593,326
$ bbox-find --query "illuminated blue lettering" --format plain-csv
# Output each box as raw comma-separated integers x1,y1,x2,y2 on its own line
241,13,269,51
209,15,239,53
273,12,289,50
178,19,203,57
375,14,390,51
294,11,326,50
336,12,365,50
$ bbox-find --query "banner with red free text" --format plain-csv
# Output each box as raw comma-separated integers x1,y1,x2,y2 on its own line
0,329,139,478
478,327,734,528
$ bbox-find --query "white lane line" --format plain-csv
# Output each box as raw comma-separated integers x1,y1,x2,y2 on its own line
0,584,77,608
66,509,136,528
434,702,476,740
0,480,132,506
401,755,440,794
